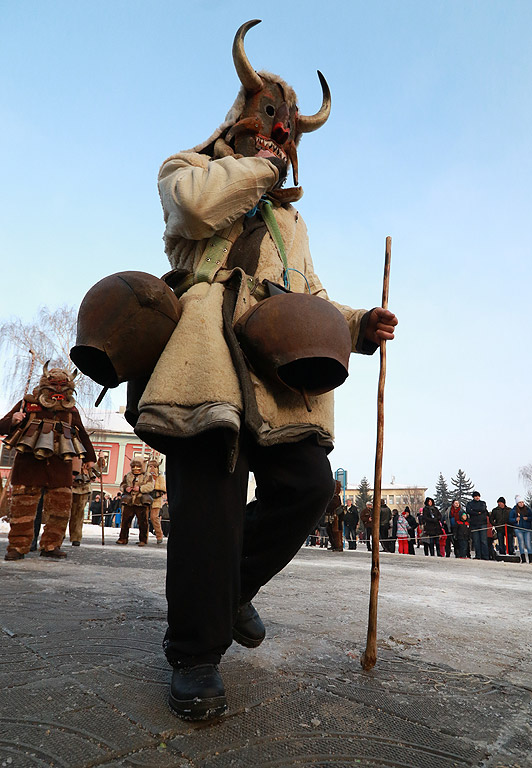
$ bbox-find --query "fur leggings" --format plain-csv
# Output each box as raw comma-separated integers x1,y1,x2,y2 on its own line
8,485,72,554
69,492,90,543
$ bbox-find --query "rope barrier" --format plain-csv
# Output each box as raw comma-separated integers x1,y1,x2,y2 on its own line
354,523,519,543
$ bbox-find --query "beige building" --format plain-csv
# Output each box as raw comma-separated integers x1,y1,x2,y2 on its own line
344,481,428,511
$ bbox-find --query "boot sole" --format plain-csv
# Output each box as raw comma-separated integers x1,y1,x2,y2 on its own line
168,693,227,721
232,627,265,649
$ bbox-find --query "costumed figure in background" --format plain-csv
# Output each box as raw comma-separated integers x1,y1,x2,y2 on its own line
72,20,397,721
325,479,345,551
116,458,155,547
0,363,96,560
147,458,166,545
69,460,100,546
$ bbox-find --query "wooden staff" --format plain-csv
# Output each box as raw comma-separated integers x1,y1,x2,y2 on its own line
0,349,36,518
361,236,392,671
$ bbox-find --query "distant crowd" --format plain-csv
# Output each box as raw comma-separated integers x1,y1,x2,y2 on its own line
307,490,532,563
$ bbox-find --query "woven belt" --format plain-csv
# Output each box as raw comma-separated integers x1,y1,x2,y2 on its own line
170,269,269,301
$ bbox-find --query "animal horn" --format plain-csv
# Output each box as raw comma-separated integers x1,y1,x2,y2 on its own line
43,360,50,377
232,19,263,94
297,71,331,134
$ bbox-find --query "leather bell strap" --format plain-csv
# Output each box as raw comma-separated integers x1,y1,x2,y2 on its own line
259,198,290,290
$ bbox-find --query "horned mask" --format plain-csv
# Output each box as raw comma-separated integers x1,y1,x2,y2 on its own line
35,362,77,410
195,19,331,203
130,458,145,475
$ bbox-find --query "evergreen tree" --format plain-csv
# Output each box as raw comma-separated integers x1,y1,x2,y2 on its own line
356,476,373,512
450,469,475,507
434,472,451,512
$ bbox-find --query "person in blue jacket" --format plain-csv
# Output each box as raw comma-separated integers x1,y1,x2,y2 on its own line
509,495,532,563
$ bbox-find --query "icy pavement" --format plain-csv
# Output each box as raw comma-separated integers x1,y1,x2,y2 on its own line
1,524,531,767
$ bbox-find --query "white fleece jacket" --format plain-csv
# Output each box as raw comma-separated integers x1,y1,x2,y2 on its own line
136,152,373,450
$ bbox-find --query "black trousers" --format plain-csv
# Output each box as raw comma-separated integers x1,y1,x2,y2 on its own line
163,430,334,667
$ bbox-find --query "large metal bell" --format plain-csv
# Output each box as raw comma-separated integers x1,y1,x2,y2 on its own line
234,293,352,397
12,421,39,453
70,271,182,388
71,433,86,459
33,421,55,460
57,432,77,461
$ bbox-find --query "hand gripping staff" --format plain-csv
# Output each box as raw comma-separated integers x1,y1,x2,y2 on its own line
361,237,391,671
0,349,36,519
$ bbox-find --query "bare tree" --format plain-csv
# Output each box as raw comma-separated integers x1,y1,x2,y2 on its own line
0,305,108,412
403,486,425,514
519,464,532,488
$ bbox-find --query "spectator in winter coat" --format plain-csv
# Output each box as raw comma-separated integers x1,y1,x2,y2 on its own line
466,491,489,560
380,500,393,553
509,496,532,564
490,497,514,555
404,506,417,555
439,506,452,557
396,509,410,554
422,497,442,556
90,495,103,526
455,510,470,558
344,499,359,550
360,502,373,552
390,509,399,553
449,499,463,558
487,517,497,560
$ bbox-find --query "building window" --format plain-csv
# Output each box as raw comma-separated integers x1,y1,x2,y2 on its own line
0,446,15,469
388,495,394,504
96,450,110,475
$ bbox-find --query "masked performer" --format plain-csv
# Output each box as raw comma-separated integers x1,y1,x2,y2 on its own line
116,458,155,547
69,461,99,546
147,458,166,545
127,20,397,720
1,363,96,560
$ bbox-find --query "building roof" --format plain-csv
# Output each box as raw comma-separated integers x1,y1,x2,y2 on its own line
81,408,134,436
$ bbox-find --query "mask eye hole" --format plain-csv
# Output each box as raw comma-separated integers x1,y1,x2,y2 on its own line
265,104,275,117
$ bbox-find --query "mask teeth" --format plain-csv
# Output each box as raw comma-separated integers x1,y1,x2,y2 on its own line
255,135,287,162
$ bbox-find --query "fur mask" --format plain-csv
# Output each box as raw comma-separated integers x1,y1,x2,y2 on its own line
185,20,331,204
130,459,146,475
35,361,77,410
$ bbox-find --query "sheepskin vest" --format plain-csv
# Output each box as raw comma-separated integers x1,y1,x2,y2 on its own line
135,152,371,460
120,471,155,506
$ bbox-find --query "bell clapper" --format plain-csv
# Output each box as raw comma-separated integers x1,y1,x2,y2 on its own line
301,388,312,413
95,386,108,408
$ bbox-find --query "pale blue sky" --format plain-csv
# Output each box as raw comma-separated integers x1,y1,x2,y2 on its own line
1,0,531,504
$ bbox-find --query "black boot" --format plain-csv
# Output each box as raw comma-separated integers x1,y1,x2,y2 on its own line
521,553,526,563
528,553,532,564
169,664,226,721
233,601,266,648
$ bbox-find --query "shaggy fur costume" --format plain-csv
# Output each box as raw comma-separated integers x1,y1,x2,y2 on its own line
148,470,166,542
69,491,89,543
117,469,155,545
8,485,72,554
